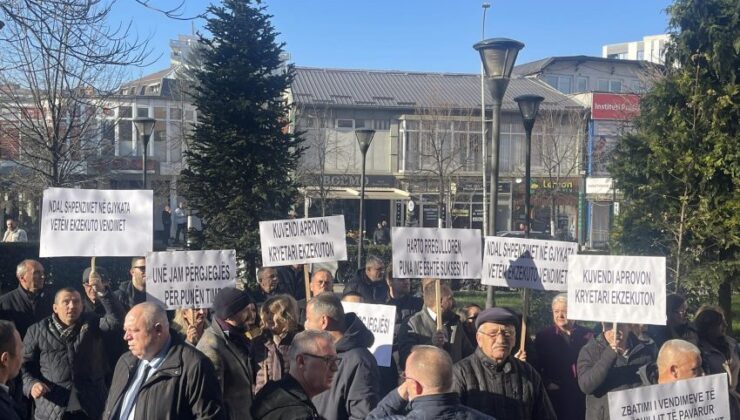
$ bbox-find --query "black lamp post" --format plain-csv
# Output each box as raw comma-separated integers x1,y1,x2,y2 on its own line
514,94,545,240
355,128,375,269
133,117,156,189
475,37,524,308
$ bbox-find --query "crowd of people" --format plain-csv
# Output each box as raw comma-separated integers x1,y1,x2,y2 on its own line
0,255,736,419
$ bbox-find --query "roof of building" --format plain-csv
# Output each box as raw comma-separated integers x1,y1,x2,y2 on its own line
513,55,653,76
291,67,582,112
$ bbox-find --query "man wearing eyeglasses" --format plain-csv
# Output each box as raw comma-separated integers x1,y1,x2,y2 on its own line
304,293,380,420
368,345,493,419
453,307,556,420
114,257,147,311
252,330,337,419
0,260,52,338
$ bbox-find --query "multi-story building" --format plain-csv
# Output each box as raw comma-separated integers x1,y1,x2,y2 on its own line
514,55,659,248
602,34,670,64
289,67,585,239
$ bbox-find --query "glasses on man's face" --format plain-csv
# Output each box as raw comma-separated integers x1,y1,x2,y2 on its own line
302,353,339,368
477,328,515,340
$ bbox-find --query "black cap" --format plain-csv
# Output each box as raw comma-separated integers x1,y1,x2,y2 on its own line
475,307,519,330
212,287,254,320
82,267,110,284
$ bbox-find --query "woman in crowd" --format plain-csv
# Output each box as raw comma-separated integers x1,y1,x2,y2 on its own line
647,293,698,349
535,293,593,420
172,307,209,345
251,294,302,394
694,305,740,418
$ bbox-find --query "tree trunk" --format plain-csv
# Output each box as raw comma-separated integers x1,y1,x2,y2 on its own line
718,279,732,328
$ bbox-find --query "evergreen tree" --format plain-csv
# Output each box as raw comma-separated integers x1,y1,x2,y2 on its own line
610,0,738,319
181,0,302,279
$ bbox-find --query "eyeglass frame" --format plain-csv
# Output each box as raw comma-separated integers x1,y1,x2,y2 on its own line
477,326,515,340
301,353,339,368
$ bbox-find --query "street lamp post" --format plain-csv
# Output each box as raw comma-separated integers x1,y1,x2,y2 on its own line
514,94,545,240
475,38,524,309
480,2,490,236
355,129,375,270
133,117,156,189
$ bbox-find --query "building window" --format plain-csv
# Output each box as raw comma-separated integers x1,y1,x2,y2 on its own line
609,80,622,92
170,108,182,120
544,75,572,94
373,120,390,130
336,119,354,129
119,106,132,118
576,76,589,93
636,50,644,60
136,107,149,118
154,107,167,119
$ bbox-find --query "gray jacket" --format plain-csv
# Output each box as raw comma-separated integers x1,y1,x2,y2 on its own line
197,319,254,420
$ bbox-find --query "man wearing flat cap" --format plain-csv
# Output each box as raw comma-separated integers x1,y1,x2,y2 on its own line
452,307,556,420
197,287,257,419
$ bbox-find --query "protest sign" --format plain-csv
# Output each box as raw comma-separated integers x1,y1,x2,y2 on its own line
392,227,481,279
567,255,666,324
341,301,396,367
146,250,237,310
39,188,152,257
482,237,577,291
259,215,347,267
608,374,730,420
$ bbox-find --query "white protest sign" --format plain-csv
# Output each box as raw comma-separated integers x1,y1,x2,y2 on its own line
259,215,347,267
392,227,482,279
341,301,396,367
482,237,577,291
567,255,666,324
40,188,152,257
608,374,730,420
146,250,237,310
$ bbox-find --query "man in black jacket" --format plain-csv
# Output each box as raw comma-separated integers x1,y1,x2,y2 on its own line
22,283,123,420
343,255,388,304
0,320,23,420
114,257,147,311
251,267,280,306
368,345,493,419
252,330,337,419
453,307,556,420
305,293,380,420
276,264,306,300
0,259,52,338
103,302,224,420
577,322,657,420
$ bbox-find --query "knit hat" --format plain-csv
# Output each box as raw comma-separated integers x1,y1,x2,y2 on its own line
82,266,110,284
213,287,253,320
475,307,519,330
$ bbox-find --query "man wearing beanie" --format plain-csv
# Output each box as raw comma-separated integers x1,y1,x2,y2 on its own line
197,287,257,419
452,307,556,420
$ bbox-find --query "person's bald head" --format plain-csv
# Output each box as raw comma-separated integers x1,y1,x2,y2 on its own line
123,302,170,361
404,345,453,399
657,339,703,384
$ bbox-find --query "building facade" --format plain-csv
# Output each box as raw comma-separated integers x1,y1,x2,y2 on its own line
289,67,585,240
602,34,670,64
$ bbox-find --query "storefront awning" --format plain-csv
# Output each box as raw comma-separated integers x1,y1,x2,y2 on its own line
300,187,411,201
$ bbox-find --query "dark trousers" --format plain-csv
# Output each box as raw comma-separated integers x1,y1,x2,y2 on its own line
175,223,187,244
162,223,171,245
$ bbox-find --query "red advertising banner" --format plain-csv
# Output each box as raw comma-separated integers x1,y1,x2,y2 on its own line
591,93,640,120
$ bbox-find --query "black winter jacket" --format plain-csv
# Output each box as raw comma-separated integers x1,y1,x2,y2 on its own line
367,391,496,420
21,292,123,420
113,281,146,311
252,374,321,420
577,333,657,420
343,269,389,304
313,312,381,420
103,333,225,420
453,348,556,420
0,286,52,338
0,386,22,420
